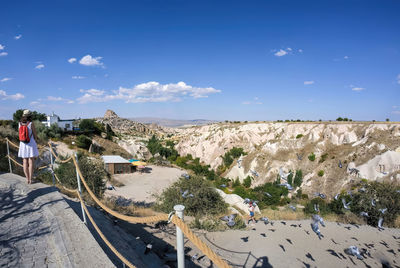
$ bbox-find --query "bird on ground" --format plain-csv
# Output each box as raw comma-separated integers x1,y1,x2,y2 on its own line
314,204,320,212
144,243,153,255
220,184,227,188
260,217,269,225
344,246,363,260
289,205,297,211
314,192,326,199
250,170,259,177
371,199,376,207
334,194,339,201
339,160,343,168
260,233,266,237
220,214,236,227
279,168,291,181
378,217,384,231
358,187,366,193
264,192,272,198
279,183,293,190
379,208,387,214
240,236,249,242
191,253,199,261
296,153,303,160
182,173,190,179
342,198,351,210
181,190,189,198
107,185,116,190
360,212,369,217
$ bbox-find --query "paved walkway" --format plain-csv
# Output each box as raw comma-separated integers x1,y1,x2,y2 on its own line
0,173,114,267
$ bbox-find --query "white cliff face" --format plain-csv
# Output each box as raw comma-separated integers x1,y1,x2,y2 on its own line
174,122,400,195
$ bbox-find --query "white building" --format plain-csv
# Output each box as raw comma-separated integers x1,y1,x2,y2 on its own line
42,112,77,131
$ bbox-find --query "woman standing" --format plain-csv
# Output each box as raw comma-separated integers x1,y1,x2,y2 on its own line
18,110,39,184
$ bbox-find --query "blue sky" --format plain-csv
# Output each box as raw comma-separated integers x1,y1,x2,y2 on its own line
0,0,399,121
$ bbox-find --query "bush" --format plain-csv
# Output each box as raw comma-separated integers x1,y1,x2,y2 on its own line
243,176,252,188
35,121,63,142
319,153,328,163
296,134,303,139
232,177,241,187
79,119,104,134
55,154,106,198
221,147,246,167
318,170,324,177
308,152,315,161
304,198,331,215
155,175,227,217
293,169,303,187
233,185,250,198
76,135,92,149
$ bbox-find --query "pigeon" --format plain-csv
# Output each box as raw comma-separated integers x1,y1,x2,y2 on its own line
191,253,199,261
311,215,325,239
378,217,384,230
221,214,236,227
289,205,297,211
182,173,190,179
243,198,251,204
334,194,339,201
144,243,153,255
237,159,242,168
279,183,293,190
260,217,269,225
339,160,343,168
281,221,286,225
342,198,351,210
360,212,369,218
344,246,363,260
296,153,303,160
241,236,249,242
260,233,266,237
315,192,326,199
264,192,272,198
379,208,387,214
220,184,227,188
312,214,325,227
279,168,291,180
181,190,189,198
107,185,116,190
311,221,323,239
250,170,259,177
358,187,366,193
314,204,320,212
371,199,376,207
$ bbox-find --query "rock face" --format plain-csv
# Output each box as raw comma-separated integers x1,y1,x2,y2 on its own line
96,110,155,135
174,122,400,197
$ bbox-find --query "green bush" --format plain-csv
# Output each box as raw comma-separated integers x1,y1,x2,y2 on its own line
55,154,106,198
79,119,104,134
221,147,246,167
232,177,241,187
296,134,303,139
304,198,331,215
243,176,252,188
155,175,227,217
233,185,250,198
308,152,316,161
318,170,324,177
293,169,303,187
35,121,63,142
319,153,328,163
76,135,92,149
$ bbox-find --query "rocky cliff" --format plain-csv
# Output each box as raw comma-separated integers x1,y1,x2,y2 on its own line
174,122,400,196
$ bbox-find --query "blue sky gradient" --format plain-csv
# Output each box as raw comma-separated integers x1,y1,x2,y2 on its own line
0,0,399,120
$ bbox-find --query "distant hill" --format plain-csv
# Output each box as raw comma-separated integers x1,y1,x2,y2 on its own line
129,117,219,128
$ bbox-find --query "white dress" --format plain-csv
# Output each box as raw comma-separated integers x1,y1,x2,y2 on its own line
18,122,39,158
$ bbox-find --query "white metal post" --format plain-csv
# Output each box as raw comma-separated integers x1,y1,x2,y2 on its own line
75,152,87,224
174,204,185,268
6,139,12,173
50,147,55,185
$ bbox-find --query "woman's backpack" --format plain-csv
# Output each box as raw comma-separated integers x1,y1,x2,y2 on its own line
19,122,32,143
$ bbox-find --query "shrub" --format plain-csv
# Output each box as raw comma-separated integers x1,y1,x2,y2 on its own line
293,169,303,187
296,134,303,139
76,135,92,149
221,147,246,167
319,153,328,163
155,175,227,217
233,185,250,198
79,119,104,134
336,117,343,121
308,152,316,161
318,170,324,177
243,176,252,188
232,177,241,187
304,198,331,215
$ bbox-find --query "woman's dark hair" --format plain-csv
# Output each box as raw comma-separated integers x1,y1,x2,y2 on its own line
20,115,32,123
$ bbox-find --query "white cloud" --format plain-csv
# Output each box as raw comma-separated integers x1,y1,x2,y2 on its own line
298,49,303,53
0,52,8,57
67,100,75,104
68,57,77,63
304,81,315,85
397,74,400,84
287,47,292,51
274,49,288,57
242,97,263,105
392,111,400,115
242,101,251,105
344,56,349,59
35,64,45,69
72,75,85,79
77,81,221,104
47,96,63,101
79,55,104,67
14,34,22,40
351,86,365,91
0,90,24,100
0,44,4,50
1,77,12,82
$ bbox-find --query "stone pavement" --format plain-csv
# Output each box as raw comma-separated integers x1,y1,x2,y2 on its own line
0,173,115,268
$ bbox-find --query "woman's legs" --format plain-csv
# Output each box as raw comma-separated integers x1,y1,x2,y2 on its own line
23,158,29,182
28,158,35,183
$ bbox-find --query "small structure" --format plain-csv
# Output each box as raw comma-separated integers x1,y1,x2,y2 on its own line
102,155,133,174
42,112,78,131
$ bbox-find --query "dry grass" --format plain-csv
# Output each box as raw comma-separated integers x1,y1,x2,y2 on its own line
102,197,158,217
394,215,400,228
260,208,308,221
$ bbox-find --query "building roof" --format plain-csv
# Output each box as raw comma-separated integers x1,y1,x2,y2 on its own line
101,155,131,164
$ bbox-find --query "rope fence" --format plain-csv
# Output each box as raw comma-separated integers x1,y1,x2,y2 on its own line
5,138,231,268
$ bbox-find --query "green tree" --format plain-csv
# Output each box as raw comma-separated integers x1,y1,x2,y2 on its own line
308,152,316,161
79,119,104,134
243,176,252,188
336,117,343,121
76,135,92,149
13,109,46,129
293,169,303,187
